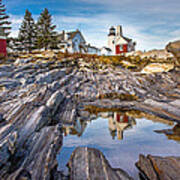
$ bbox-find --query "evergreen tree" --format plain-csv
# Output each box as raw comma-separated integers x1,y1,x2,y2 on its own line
36,8,58,50
0,0,11,37
18,10,37,52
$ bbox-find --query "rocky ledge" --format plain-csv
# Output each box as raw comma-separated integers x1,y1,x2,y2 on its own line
0,46,180,179
136,154,180,180
67,147,133,180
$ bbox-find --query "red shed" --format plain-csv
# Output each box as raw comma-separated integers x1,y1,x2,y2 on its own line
0,36,7,57
0,28,7,57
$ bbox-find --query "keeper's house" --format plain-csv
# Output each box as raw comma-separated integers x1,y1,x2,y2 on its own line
57,29,100,55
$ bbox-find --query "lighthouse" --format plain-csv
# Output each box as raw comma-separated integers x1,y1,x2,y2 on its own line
0,28,7,57
108,25,136,55
108,26,116,54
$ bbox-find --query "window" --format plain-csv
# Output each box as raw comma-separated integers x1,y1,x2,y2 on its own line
119,45,123,51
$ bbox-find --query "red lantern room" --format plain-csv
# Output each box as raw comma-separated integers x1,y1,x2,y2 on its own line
0,28,7,57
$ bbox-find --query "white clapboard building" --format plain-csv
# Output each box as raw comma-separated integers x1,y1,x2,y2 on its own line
57,29,100,54
107,25,136,55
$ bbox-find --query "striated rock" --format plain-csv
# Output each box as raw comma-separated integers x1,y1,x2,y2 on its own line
0,51,180,179
0,113,3,123
141,63,174,74
84,96,180,123
166,40,180,59
68,147,134,180
136,154,180,180
139,49,173,59
166,40,180,67
0,65,14,72
3,126,63,180
155,124,180,141
0,56,81,179
14,58,33,65
0,79,21,89
0,71,12,78
46,90,64,115
35,69,66,84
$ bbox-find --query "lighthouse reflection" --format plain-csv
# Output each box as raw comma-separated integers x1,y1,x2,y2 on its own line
108,112,136,140
62,112,136,140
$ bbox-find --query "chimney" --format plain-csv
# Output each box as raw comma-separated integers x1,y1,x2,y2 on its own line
64,32,69,41
62,30,65,39
117,25,123,36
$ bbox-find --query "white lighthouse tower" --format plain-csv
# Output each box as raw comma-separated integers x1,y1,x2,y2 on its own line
107,25,136,55
108,26,116,54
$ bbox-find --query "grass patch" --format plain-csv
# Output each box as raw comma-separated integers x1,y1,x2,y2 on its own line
98,92,138,101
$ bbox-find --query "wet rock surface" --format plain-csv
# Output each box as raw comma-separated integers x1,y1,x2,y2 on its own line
0,51,180,179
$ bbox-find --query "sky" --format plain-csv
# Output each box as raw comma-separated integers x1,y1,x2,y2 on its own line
4,0,180,50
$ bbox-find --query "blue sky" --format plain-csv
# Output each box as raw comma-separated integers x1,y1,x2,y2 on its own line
4,0,180,50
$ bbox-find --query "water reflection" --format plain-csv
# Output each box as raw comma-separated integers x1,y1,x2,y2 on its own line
105,112,136,140
62,112,136,140
155,124,180,143
63,119,87,137
58,110,180,180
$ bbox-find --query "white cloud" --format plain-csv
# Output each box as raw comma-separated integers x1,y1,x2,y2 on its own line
9,4,180,50
76,0,180,13
9,14,39,37
170,30,180,38
9,14,23,37
53,13,178,50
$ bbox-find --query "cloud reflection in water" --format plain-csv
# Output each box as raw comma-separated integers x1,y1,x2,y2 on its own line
57,112,180,179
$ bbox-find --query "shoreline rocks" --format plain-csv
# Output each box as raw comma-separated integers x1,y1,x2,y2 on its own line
0,49,180,179
136,154,180,180
166,40,180,67
68,147,134,180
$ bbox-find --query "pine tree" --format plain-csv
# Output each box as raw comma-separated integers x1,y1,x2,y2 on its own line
18,10,37,52
0,0,11,37
36,8,58,50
